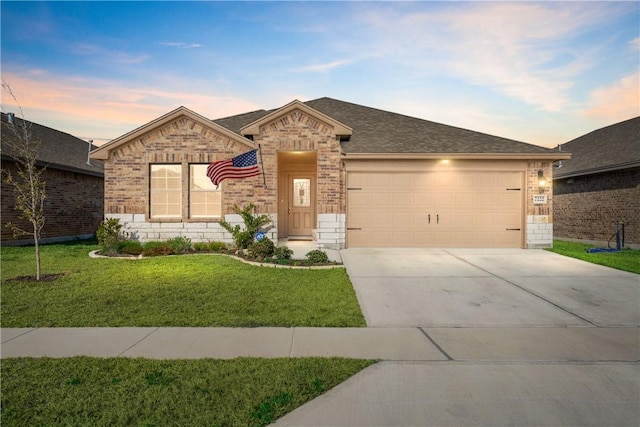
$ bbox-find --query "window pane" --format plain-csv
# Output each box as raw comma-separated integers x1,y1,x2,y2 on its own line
150,164,182,218
190,164,221,218
293,179,311,207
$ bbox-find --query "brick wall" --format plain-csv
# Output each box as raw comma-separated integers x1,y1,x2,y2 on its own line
2,161,104,244
103,111,345,247
554,167,640,245
526,161,554,248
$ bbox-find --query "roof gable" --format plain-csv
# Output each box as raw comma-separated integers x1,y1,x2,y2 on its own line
554,116,640,179
1,113,104,176
239,99,353,137
91,106,254,160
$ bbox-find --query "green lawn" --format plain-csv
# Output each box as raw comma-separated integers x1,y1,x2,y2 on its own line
1,357,375,427
1,241,366,327
546,240,640,274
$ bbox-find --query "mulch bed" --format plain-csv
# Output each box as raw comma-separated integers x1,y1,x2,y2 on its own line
6,272,69,282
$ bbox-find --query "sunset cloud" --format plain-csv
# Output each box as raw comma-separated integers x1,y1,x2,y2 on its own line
1,70,259,143
583,72,640,121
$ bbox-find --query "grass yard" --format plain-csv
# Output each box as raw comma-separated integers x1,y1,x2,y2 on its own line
1,357,375,427
547,240,640,274
1,241,366,327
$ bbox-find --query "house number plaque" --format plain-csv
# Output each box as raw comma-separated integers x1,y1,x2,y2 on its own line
533,195,548,204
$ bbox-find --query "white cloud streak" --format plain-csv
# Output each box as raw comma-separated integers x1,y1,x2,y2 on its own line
159,42,203,49
292,59,352,73
351,2,634,112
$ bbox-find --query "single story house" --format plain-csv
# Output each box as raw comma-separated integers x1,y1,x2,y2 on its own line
1,112,104,245
91,97,569,249
553,116,639,246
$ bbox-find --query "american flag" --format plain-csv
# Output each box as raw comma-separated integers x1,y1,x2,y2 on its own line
206,149,261,188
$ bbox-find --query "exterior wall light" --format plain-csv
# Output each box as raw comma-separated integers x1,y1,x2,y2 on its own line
538,170,547,193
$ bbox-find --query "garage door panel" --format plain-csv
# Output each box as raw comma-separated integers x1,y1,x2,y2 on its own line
347,171,523,248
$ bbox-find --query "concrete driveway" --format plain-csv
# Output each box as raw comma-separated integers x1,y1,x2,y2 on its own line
273,248,639,426
341,248,640,327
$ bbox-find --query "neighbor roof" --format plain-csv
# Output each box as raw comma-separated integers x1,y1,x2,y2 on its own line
1,113,104,177
554,116,640,179
215,97,564,157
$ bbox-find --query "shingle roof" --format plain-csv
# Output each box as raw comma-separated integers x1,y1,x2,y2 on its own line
214,97,558,155
554,116,640,179
1,113,104,176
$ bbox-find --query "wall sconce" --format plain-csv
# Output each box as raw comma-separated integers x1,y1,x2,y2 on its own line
538,170,547,193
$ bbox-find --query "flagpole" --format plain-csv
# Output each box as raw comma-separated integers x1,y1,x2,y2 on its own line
258,144,267,189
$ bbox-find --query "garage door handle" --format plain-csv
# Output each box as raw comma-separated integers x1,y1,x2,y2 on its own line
428,214,431,224
347,227,362,230
506,228,521,231
437,214,439,224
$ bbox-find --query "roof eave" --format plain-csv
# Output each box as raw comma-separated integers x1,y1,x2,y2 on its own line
342,152,572,160
90,106,255,160
553,161,640,180
240,99,353,137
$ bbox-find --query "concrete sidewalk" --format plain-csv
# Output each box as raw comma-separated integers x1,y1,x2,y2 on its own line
2,326,638,362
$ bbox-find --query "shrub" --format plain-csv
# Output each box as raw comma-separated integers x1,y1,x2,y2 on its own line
167,236,193,254
142,241,175,257
96,218,123,255
117,240,143,255
274,245,294,260
306,249,329,264
248,238,275,260
208,241,228,252
193,242,209,252
219,204,271,249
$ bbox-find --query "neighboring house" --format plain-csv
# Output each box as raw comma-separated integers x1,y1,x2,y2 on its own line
1,113,104,245
91,98,568,249
553,116,639,246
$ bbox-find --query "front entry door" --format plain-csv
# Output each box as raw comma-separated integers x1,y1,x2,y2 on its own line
287,175,315,237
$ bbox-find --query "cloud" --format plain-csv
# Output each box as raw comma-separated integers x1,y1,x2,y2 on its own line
583,72,640,121
352,2,634,112
630,37,640,49
159,42,203,49
0,70,259,142
70,42,149,65
291,59,352,73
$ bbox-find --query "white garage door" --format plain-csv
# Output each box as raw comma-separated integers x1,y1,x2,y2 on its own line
347,171,523,248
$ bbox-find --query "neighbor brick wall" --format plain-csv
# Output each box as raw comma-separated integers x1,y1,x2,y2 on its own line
2,161,104,243
554,167,640,245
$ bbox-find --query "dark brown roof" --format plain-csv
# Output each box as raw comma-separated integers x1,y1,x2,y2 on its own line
214,97,558,155
1,113,104,177
554,116,640,179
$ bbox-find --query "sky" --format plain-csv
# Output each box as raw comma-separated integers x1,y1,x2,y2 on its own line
1,1,638,148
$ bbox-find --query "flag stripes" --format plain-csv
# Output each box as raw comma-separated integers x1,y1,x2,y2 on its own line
206,149,261,188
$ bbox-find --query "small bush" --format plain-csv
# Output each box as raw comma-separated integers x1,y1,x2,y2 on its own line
168,236,193,254
96,218,123,255
208,241,228,252
306,249,329,264
142,241,175,257
274,245,293,260
193,242,209,252
117,240,143,255
248,238,275,260
219,204,271,249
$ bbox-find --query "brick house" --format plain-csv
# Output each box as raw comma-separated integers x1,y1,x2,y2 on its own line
1,113,104,245
553,116,639,246
91,98,568,249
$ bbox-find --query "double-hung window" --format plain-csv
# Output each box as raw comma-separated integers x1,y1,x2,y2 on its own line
189,164,221,218
150,164,182,218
